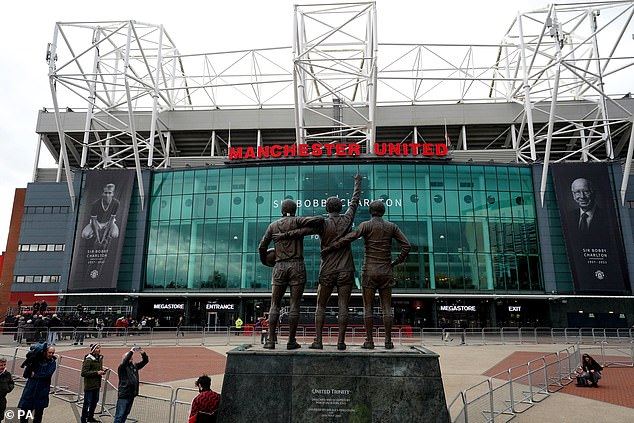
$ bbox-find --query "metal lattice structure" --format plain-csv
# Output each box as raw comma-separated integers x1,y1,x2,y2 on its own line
40,2,634,205
292,2,377,150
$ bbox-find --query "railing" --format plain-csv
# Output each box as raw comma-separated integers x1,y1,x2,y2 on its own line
447,343,634,423
1,326,633,348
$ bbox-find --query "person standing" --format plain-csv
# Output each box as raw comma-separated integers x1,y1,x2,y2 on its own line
18,343,57,423
323,200,411,349
234,317,243,336
113,347,149,423
80,344,107,423
188,374,221,423
258,199,323,350
0,357,15,421
176,315,185,337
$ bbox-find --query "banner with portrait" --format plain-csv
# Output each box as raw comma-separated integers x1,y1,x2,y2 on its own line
551,163,628,292
68,170,135,290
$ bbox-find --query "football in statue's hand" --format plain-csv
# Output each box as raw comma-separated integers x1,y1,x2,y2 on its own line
264,248,276,267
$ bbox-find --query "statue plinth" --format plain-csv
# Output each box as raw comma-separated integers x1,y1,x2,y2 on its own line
217,344,450,423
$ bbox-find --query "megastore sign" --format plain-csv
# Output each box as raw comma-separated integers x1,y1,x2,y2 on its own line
228,142,448,160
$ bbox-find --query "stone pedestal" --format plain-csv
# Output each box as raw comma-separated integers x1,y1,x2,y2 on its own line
217,344,449,423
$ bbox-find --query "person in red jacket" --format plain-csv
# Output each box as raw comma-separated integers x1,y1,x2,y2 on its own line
189,374,221,423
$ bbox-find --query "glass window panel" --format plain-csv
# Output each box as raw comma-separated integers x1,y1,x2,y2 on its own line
232,168,246,191
519,167,533,192
182,170,195,194
387,164,402,190
508,167,521,191
245,167,259,192
415,165,429,189
432,220,447,252
403,190,419,216
498,191,512,219
444,191,459,217
158,197,171,221
284,166,299,191
417,190,431,216
486,193,500,219
373,164,389,190
434,253,449,289
188,254,203,289
257,167,272,191
172,172,184,195
165,255,178,287
170,196,183,220
443,165,458,190
205,193,219,219
156,223,169,254
202,223,217,254
511,192,525,219
167,224,181,254
242,253,258,289
190,220,204,254
484,167,498,191
193,170,207,194
213,255,228,288
192,194,205,219
206,169,219,192
152,255,166,287
227,254,242,288
230,194,245,219
470,166,485,191
161,172,174,196
523,193,536,219
149,197,161,221
505,254,519,290
151,173,164,196
460,190,475,217
218,169,232,192
181,195,193,220
146,225,158,255
448,254,464,289
228,222,243,253
496,167,510,191
175,254,189,288
402,164,416,189
477,253,492,290
199,255,215,288
431,190,445,216
256,191,272,218
217,194,231,218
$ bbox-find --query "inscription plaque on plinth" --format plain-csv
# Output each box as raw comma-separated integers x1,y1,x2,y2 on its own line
217,344,450,423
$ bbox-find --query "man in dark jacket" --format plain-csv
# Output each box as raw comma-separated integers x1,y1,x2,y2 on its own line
81,344,107,423
113,347,149,423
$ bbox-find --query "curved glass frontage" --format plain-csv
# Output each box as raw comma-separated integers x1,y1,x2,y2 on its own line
144,163,543,293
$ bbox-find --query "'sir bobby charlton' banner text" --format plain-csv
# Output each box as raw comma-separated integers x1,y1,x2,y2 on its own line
68,170,135,290
551,163,628,292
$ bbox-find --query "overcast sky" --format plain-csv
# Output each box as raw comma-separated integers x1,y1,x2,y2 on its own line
0,0,555,250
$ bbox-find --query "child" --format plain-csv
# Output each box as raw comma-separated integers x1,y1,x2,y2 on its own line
0,357,15,420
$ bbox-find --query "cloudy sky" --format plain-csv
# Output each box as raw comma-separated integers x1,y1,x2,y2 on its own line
0,0,553,249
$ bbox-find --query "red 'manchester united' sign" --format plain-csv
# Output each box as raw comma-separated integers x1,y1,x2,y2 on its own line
228,142,448,160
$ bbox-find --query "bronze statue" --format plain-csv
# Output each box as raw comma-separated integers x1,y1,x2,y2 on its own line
278,173,362,350
323,200,411,349
258,200,323,350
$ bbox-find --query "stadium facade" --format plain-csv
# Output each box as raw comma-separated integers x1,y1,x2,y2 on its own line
3,2,634,329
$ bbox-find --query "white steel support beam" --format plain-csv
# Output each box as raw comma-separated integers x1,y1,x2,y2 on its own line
293,2,377,148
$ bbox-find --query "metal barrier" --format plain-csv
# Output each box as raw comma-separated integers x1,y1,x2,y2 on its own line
2,326,633,349
448,343,634,423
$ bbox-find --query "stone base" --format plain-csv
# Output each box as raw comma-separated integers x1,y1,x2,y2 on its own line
217,344,450,423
